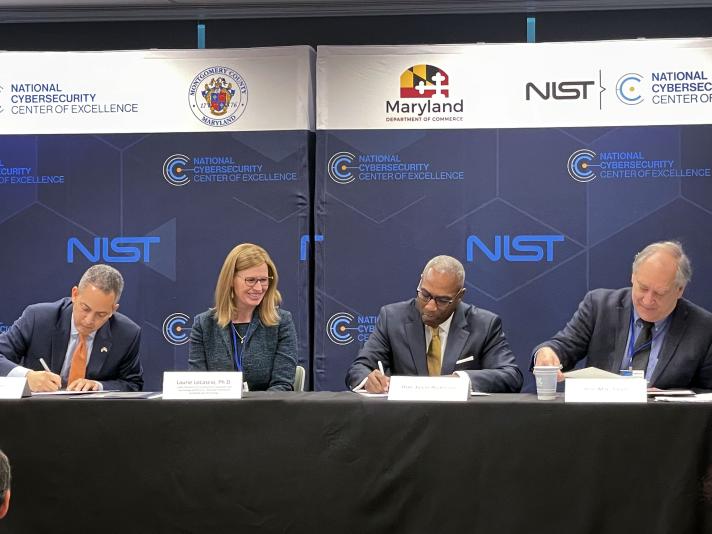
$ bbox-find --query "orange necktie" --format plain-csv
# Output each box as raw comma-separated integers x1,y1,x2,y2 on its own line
67,334,88,385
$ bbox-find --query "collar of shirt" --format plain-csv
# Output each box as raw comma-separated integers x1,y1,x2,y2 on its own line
424,312,454,353
70,316,97,343
632,308,670,332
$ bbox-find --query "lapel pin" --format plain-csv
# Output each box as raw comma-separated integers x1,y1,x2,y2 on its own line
100,346,108,353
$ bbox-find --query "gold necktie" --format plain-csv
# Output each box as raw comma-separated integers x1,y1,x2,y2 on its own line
426,326,442,376
67,334,88,385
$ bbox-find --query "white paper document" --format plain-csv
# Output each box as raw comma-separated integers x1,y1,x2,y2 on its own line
655,393,712,403
564,367,621,379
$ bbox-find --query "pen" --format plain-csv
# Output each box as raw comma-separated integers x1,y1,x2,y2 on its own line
378,361,385,375
39,358,51,372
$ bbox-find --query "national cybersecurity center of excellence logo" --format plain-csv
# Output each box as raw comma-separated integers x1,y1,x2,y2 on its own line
188,66,248,127
567,148,711,182
385,64,464,123
326,312,378,345
163,313,191,345
162,153,297,186
615,69,712,106
327,151,464,185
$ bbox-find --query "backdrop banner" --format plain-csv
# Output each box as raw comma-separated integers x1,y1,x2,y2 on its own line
315,40,712,391
0,47,314,390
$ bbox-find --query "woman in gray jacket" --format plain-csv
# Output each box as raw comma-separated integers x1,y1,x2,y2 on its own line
188,243,298,391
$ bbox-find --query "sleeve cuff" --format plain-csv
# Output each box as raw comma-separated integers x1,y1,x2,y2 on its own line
7,366,31,378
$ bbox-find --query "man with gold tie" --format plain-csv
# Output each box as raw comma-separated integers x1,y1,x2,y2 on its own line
345,255,522,393
0,264,143,392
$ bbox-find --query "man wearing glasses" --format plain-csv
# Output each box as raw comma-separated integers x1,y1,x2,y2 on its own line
346,255,523,393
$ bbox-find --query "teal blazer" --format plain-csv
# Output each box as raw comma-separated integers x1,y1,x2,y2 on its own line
188,307,297,391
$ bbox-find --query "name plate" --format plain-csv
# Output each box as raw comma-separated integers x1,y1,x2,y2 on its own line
0,377,31,399
388,375,469,402
162,372,242,400
565,377,647,403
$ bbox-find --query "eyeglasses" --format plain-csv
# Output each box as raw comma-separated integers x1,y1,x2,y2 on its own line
236,275,273,287
416,287,459,308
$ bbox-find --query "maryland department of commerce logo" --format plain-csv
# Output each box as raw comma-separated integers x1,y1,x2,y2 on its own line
567,149,597,182
189,66,248,127
328,152,356,184
163,313,191,345
400,64,449,98
616,73,644,105
163,154,191,186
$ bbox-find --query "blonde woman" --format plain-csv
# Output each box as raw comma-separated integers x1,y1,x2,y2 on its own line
188,243,298,391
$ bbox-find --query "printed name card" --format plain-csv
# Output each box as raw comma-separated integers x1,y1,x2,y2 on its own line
388,375,469,402
565,377,647,403
162,372,243,400
0,377,31,399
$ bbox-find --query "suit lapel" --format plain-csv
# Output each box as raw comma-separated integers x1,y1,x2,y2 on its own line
87,322,113,377
50,304,73,374
405,303,428,376
441,304,468,375
219,324,234,367
611,291,632,373
649,302,688,385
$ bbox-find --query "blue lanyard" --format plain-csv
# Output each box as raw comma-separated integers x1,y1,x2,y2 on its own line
231,323,248,372
626,312,668,359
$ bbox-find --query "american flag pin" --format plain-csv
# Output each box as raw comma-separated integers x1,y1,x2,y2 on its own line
100,347,108,353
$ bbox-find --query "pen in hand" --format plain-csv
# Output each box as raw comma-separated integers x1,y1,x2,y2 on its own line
39,358,51,372
378,361,385,375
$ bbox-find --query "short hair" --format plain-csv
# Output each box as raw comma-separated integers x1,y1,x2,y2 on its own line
78,264,125,302
213,243,282,328
632,240,692,289
0,450,10,500
421,255,465,288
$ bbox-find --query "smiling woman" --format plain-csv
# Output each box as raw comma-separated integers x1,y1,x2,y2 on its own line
187,243,298,391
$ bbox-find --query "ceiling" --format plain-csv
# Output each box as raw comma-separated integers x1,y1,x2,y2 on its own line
1,1,712,23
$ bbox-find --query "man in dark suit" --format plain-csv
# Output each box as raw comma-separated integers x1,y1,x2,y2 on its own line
346,255,523,393
0,264,143,392
0,449,9,520
532,241,712,390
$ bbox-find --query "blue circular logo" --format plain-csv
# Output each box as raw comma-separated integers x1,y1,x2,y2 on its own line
567,149,597,182
162,313,191,345
328,152,356,184
326,312,355,345
163,154,191,187
616,73,644,105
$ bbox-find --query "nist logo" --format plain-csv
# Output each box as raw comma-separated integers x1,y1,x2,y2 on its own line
525,81,595,100
67,237,161,263
467,235,564,262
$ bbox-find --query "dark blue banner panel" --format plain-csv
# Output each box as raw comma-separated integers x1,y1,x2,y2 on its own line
0,131,310,390
315,126,712,391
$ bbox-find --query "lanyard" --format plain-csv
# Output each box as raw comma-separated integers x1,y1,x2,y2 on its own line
626,312,668,359
231,323,248,372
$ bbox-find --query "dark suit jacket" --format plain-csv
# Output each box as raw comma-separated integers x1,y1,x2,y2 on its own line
346,299,523,393
532,287,712,390
188,308,297,391
0,297,143,391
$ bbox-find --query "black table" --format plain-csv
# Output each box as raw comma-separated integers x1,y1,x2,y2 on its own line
1,392,711,534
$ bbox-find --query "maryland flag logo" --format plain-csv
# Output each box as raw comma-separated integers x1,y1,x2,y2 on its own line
400,65,450,99
201,77,236,116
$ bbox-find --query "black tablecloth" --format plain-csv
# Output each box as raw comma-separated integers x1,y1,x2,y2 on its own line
1,392,711,534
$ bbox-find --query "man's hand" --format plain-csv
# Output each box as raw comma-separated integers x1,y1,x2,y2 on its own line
67,378,101,392
534,347,565,382
26,370,61,392
364,369,390,393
